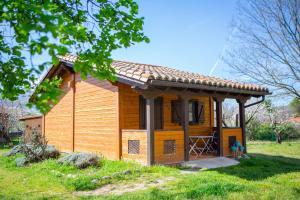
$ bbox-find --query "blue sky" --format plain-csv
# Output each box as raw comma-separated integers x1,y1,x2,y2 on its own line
112,0,238,79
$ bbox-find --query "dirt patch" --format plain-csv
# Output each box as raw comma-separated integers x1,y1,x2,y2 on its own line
74,176,176,196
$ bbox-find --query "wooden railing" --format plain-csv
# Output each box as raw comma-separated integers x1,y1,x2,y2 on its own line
154,129,184,164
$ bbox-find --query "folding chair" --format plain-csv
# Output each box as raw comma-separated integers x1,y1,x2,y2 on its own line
207,131,217,153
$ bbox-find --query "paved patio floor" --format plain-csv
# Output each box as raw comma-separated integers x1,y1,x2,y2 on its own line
182,157,240,169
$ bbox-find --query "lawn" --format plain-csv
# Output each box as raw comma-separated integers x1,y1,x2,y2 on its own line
0,141,300,199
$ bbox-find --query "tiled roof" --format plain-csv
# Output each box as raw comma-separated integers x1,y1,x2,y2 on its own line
287,117,300,123
58,54,269,94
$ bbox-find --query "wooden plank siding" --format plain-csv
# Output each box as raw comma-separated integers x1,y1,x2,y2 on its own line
22,117,43,143
44,70,74,152
118,84,214,133
118,83,140,129
44,70,120,159
154,130,184,164
223,128,242,156
121,129,147,165
74,74,119,159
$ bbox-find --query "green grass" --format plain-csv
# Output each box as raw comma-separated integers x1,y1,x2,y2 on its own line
1,141,300,199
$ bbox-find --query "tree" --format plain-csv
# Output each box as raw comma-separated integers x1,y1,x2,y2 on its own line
226,0,300,97
0,98,25,145
0,0,149,112
263,99,291,143
289,97,300,116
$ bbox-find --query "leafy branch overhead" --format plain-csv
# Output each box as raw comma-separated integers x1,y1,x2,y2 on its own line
0,0,149,112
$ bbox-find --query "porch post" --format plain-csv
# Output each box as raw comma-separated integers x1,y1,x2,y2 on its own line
237,98,248,153
180,95,190,161
214,97,224,156
146,97,155,165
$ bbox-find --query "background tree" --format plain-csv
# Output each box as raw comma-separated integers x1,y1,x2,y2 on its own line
226,0,300,97
0,0,149,113
289,97,300,116
0,99,25,145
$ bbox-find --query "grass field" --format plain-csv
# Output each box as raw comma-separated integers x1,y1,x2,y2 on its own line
0,141,300,199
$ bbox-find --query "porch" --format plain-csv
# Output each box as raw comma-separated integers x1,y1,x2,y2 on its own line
119,83,247,165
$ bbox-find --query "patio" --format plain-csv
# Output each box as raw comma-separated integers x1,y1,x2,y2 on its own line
182,157,240,169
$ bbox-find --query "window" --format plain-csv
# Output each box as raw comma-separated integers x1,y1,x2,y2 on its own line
128,140,140,154
164,140,176,154
171,100,205,124
189,100,205,124
139,96,163,129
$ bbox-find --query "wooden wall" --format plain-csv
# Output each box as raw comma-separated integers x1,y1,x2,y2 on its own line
154,130,184,164
44,69,119,159
44,70,74,152
118,83,140,130
223,128,242,156
163,94,214,135
74,74,119,159
118,84,214,135
122,129,147,165
22,117,43,143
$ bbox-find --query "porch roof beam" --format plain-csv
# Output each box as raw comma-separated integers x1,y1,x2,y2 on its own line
149,79,269,96
133,86,254,100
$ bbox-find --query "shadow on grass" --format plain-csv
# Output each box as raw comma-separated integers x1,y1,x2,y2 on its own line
212,153,300,181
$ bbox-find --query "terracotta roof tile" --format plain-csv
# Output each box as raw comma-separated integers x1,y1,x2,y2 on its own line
58,54,269,93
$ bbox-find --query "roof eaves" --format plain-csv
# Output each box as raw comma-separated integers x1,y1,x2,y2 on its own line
149,79,270,97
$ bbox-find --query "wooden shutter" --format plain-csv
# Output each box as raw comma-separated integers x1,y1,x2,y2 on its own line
198,101,205,123
171,100,182,123
154,97,163,130
139,96,146,129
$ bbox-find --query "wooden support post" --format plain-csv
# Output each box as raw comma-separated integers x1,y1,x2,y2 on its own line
237,98,248,153
180,96,190,161
146,97,155,166
214,97,224,156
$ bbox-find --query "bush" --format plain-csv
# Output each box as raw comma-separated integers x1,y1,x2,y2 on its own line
20,129,60,165
247,122,300,141
4,129,60,166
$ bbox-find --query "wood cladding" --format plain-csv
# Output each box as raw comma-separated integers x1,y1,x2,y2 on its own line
74,74,119,159
122,129,147,165
154,130,184,164
44,71,74,152
23,117,43,143
44,70,119,158
223,128,242,156
118,84,214,135
118,83,140,130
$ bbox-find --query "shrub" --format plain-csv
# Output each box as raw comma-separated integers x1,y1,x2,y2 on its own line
247,122,300,141
20,129,60,164
5,129,60,166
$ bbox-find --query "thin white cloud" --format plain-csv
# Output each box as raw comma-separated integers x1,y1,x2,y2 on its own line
209,26,237,76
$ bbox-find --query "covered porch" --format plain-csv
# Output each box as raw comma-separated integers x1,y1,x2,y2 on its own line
119,83,252,166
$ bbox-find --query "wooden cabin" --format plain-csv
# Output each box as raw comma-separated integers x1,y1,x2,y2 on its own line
20,115,43,142
32,54,269,165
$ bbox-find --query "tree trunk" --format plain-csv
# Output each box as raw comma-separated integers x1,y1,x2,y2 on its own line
275,132,282,144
